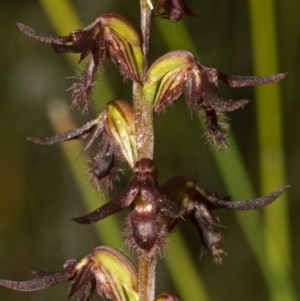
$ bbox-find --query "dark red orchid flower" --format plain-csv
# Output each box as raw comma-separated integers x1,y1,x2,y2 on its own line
0,247,138,301
28,99,138,194
28,110,123,193
17,14,143,112
160,175,289,263
73,158,184,252
146,50,287,147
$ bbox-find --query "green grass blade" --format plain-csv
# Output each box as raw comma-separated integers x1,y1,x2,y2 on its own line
166,233,211,301
248,1,294,300
213,137,297,301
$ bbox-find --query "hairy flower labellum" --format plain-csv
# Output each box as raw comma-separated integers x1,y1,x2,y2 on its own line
17,14,144,112
130,196,158,250
161,175,289,263
144,50,287,147
73,158,184,252
88,134,120,193
11,4,292,301
28,99,137,193
92,138,115,179
0,247,138,301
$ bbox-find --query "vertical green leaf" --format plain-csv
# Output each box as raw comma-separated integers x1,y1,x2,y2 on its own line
249,1,294,300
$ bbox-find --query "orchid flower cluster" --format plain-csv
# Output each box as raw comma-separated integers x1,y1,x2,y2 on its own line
0,1,288,301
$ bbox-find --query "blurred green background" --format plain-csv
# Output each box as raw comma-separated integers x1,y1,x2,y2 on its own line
1,0,300,300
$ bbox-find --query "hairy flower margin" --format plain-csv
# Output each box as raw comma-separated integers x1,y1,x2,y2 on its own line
0,247,181,301
27,96,289,259
17,13,144,112
0,2,290,301
17,16,286,147
0,246,139,301
0,154,289,298
143,50,287,147
0,177,289,299
28,99,137,193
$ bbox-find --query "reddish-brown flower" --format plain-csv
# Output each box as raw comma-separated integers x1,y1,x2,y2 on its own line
17,14,143,112
144,50,287,147
160,175,289,263
73,159,184,252
0,247,138,301
28,99,137,194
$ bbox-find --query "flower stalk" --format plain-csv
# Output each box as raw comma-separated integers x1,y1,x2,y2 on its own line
135,2,156,299
133,0,154,161
0,1,291,301
138,252,157,301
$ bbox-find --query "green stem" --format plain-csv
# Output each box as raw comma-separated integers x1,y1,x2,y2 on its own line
133,83,154,160
133,0,154,161
138,252,157,301
135,2,156,301
140,0,152,73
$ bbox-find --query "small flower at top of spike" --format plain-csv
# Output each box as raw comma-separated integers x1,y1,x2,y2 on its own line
154,0,196,21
